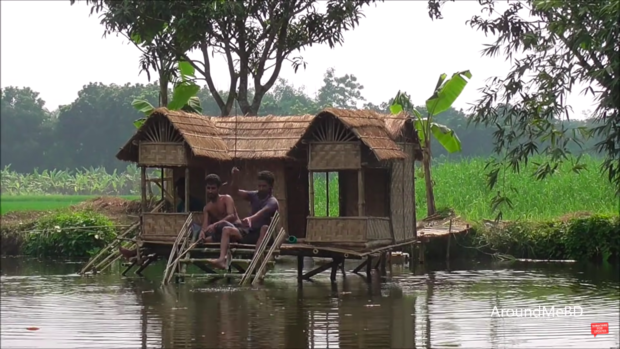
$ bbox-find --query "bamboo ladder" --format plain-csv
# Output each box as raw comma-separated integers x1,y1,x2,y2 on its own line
79,200,166,275
251,227,287,286
161,213,195,285
239,211,281,286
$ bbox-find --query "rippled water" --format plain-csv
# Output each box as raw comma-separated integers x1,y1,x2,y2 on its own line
1,258,619,348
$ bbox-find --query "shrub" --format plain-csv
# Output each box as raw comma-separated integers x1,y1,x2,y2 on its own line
23,210,116,259
563,215,620,262
470,214,620,262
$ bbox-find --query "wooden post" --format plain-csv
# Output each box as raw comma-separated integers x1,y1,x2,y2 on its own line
411,147,417,241
160,167,165,201
325,172,330,216
357,169,365,216
308,171,315,216
184,167,190,212
140,166,147,213
411,145,418,269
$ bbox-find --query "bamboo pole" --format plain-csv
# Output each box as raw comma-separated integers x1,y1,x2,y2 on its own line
358,170,365,216
141,166,147,213
309,172,315,216
79,222,139,275
239,212,280,286
252,228,287,285
325,172,330,216
184,167,190,212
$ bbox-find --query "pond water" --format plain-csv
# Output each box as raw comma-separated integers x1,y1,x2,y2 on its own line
1,257,618,349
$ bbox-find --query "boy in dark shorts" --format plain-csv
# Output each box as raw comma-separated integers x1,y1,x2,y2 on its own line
208,168,279,269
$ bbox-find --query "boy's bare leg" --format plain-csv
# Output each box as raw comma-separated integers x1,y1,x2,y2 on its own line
209,226,242,269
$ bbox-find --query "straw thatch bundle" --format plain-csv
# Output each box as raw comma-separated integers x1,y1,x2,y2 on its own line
116,107,422,164
210,115,314,159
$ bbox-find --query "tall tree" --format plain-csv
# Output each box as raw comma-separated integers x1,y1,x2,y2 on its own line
76,0,377,116
0,87,54,172
427,0,620,202
54,83,159,171
316,68,367,109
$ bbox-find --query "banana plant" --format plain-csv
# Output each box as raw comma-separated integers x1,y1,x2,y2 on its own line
390,70,471,216
132,60,203,129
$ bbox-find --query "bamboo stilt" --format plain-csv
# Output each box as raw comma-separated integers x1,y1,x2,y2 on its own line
79,222,139,275
161,214,193,285
239,212,280,286
252,228,287,285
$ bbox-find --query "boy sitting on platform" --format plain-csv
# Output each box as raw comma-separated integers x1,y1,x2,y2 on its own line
207,168,279,270
198,174,241,243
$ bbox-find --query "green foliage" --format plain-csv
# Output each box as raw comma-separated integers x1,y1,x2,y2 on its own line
426,70,472,117
426,155,615,221
391,70,470,154
471,215,620,263
562,215,620,262
2,70,607,175
75,0,376,116
1,87,55,173
427,0,620,202
0,165,142,196
22,210,116,259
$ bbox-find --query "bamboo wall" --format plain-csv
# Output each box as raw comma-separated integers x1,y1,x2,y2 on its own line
390,143,416,243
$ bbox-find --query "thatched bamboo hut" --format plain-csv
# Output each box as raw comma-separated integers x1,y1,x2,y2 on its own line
114,107,421,252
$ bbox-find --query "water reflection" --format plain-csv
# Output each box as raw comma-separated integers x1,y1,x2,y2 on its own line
1,258,619,348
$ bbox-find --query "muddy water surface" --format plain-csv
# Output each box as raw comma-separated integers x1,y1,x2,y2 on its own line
1,258,619,348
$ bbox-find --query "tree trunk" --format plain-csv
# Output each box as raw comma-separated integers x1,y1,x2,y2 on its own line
422,142,436,217
159,77,168,107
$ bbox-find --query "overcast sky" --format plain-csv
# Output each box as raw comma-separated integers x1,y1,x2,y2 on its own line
1,1,595,118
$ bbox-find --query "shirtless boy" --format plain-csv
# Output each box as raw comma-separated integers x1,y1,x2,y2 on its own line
208,168,279,269
199,174,240,243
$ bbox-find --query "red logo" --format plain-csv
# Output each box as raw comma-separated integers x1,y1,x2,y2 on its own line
591,323,609,337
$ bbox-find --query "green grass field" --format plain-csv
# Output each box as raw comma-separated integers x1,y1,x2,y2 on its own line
1,156,617,221
313,156,618,221
0,195,138,215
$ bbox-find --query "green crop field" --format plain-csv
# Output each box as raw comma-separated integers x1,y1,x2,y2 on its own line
0,195,138,215
312,155,617,221
1,156,617,220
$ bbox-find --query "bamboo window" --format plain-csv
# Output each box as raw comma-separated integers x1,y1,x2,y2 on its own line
311,172,340,217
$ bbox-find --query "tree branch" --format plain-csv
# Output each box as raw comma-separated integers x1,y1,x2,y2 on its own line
198,40,227,114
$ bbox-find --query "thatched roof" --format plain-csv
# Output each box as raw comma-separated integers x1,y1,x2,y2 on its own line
210,115,314,159
116,107,420,164
382,112,420,143
313,108,408,161
116,108,230,162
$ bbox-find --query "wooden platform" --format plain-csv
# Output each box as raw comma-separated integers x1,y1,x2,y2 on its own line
93,213,470,283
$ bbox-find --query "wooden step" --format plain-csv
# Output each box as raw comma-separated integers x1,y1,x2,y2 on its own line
180,259,275,265
190,247,280,255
